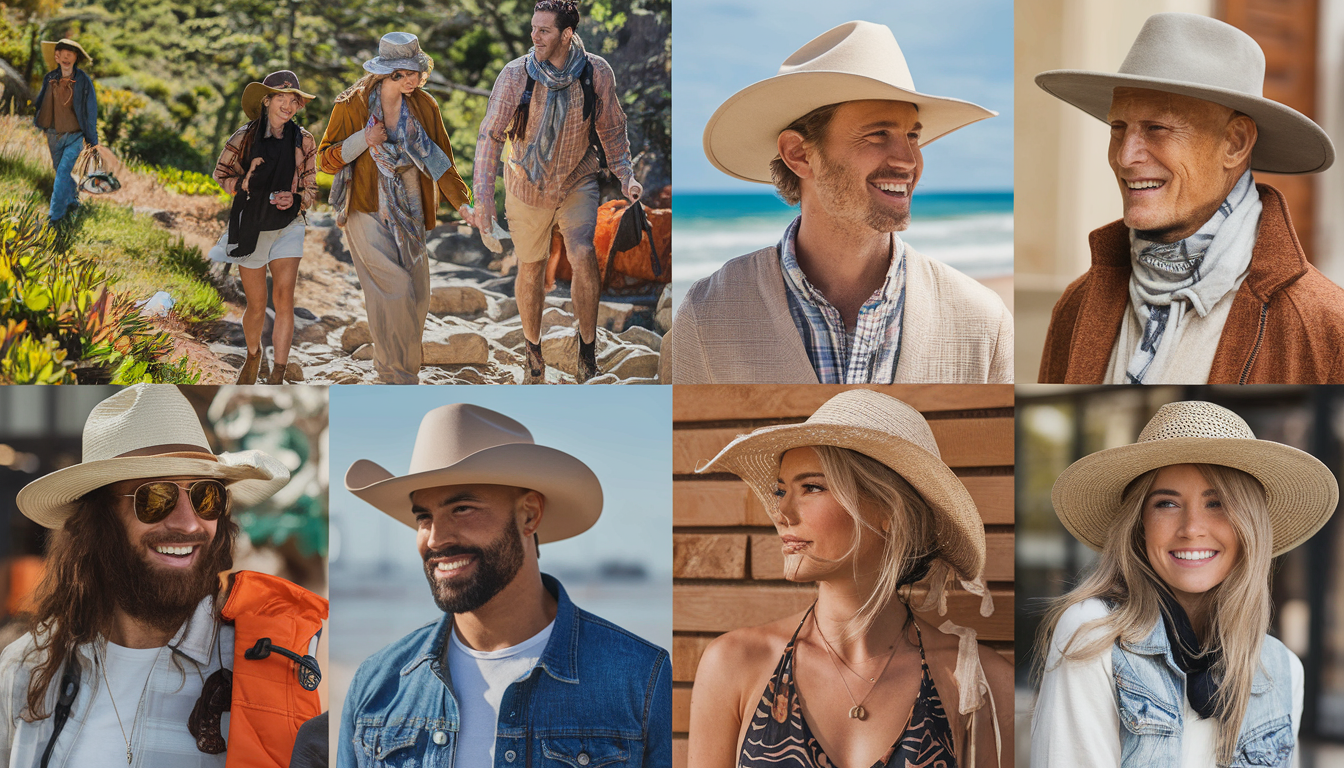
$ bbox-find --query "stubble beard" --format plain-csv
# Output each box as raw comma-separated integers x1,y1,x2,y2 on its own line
814,150,911,233
423,523,526,615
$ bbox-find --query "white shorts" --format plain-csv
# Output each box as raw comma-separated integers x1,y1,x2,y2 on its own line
209,216,305,269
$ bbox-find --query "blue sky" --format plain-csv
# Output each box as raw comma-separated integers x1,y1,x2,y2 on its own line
673,0,1014,193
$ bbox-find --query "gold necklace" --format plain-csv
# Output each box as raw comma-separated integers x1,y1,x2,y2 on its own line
814,616,899,721
99,645,155,765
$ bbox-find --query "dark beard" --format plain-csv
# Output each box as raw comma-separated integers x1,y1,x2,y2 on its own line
106,519,229,635
422,524,525,614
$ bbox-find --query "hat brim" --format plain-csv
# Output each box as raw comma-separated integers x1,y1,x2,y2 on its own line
345,443,602,544
1051,437,1338,557
363,52,431,76
697,422,985,581
16,450,291,530
1035,70,1335,175
703,71,997,184
241,82,316,122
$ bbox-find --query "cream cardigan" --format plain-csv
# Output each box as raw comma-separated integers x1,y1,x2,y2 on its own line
665,245,1014,384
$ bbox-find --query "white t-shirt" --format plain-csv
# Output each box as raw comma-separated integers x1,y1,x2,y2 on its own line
66,643,174,768
1032,598,1304,768
447,621,554,767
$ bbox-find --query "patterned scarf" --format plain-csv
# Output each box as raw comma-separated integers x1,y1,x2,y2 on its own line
1117,170,1260,384
364,88,454,270
519,35,588,185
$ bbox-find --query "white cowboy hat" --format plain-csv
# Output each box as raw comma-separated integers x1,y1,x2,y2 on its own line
1035,13,1335,175
696,390,986,581
1052,401,1338,557
703,20,997,185
17,384,291,529
344,404,602,543
363,32,433,75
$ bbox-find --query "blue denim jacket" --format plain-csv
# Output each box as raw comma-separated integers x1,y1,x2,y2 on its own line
1112,615,1297,767
32,67,99,146
338,574,671,768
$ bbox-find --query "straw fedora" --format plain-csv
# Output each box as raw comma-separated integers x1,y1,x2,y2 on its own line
363,32,433,76
702,21,997,185
16,384,291,529
344,404,602,543
697,390,985,581
41,39,92,72
1052,401,1338,557
1035,13,1335,175
241,70,316,121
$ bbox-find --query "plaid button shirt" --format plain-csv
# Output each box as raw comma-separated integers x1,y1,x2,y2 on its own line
213,123,319,213
778,216,907,384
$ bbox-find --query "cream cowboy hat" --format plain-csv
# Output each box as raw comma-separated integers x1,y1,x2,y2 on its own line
1035,13,1335,175
241,70,317,121
16,384,291,529
702,20,997,185
344,404,602,543
363,32,433,75
41,39,92,72
1052,401,1338,557
697,390,986,581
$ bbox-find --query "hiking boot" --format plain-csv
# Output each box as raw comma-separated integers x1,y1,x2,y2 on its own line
523,340,545,385
236,348,262,385
576,336,597,383
265,361,287,384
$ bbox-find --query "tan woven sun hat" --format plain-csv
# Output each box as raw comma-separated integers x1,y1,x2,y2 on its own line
1052,401,1338,557
345,404,602,543
702,20,997,184
697,390,985,581
241,70,317,121
1035,13,1334,175
41,39,92,71
16,384,291,529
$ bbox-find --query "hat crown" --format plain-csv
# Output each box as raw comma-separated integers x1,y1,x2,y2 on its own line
1136,401,1256,443
407,404,534,475
378,32,423,62
805,390,941,459
1118,13,1264,99
777,21,915,92
262,70,301,89
82,384,211,463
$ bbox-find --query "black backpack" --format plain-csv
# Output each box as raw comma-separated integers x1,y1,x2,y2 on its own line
510,59,607,170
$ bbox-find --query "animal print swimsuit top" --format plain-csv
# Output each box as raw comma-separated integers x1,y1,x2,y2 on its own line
738,604,957,768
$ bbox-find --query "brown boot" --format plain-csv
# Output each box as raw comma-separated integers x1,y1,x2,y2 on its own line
236,348,261,385
265,361,286,384
523,340,545,385
576,336,597,383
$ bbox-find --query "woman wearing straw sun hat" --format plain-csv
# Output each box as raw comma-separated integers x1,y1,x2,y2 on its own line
1032,401,1337,767
317,32,471,385
211,70,319,385
32,38,99,224
688,390,1012,768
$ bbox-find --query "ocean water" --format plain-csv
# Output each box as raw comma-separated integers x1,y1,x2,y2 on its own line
672,191,1014,311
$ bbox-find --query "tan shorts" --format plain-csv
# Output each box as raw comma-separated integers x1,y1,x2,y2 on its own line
505,178,600,264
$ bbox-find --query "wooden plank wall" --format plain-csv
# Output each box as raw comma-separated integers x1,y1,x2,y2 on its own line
671,384,1016,765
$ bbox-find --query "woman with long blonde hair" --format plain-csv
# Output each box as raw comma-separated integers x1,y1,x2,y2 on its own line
688,390,1013,768
1033,401,1337,767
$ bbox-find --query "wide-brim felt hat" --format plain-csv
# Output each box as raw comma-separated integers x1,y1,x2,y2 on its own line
363,31,433,76
345,404,602,543
17,384,291,529
41,39,92,72
1035,13,1334,175
1052,401,1338,558
697,390,986,582
703,20,997,185
241,70,317,121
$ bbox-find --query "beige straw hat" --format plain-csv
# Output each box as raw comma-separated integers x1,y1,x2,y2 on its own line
345,404,602,543
17,384,291,529
41,39,92,72
697,390,985,581
240,70,317,121
1035,13,1334,175
1052,401,1338,557
703,20,997,185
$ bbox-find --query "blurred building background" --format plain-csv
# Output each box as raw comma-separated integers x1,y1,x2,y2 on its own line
1016,385,1344,766
1015,0,1344,381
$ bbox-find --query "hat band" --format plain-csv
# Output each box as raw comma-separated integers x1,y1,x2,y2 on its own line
115,443,217,459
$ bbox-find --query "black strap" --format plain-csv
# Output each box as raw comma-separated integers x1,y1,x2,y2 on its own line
244,637,322,691
39,653,81,768
521,59,606,170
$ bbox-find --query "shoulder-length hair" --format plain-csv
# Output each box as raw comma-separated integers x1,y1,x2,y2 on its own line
1034,463,1273,767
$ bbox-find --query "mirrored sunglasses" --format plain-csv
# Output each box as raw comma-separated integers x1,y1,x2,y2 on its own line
120,480,230,524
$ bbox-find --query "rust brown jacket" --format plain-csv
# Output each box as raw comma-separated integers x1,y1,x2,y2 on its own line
1039,184,1344,384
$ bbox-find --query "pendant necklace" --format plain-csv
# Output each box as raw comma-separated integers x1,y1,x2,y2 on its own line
100,644,156,765
815,617,898,720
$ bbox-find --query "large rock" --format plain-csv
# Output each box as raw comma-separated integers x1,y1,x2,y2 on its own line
597,301,635,332
351,344,375,361
488,296,519,321
610,351,660,380
542,307,575,332
618,324,662,352
292,322,329,345
341,321,372,353
657,283,673,313
429,284,489,317
423,329,490,365
284,362,305,382
428,232,492,267
539,327,579,375
655,306,672,335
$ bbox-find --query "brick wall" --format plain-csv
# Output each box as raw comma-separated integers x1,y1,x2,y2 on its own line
670,384,1016,765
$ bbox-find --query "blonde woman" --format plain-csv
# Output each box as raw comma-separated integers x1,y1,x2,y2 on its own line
688,390,1013,768
1033,401,1337,767
317,32,471,385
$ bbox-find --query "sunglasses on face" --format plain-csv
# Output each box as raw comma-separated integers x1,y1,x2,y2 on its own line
390,71,418,82
120,480,231,524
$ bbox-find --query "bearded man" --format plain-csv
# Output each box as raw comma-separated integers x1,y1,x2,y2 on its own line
667,20,1013,384
1036,13,1344,383
0,385,327,768
340,403,670,767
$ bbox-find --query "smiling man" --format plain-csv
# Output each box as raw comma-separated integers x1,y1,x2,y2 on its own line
1036,13,1344,384
668,20,1013,384
0,384,326,768
341,403,670,768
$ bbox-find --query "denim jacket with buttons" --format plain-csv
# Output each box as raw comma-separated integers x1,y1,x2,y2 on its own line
338,574,672,768
1112,612,1296,767
32,67,98,146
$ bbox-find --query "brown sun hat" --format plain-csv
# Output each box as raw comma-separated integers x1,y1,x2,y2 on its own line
41,39,92,71
241,71,317,121
1051,400,1338,557
696,389,986,582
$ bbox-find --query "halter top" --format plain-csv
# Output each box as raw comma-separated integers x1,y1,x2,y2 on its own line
738,605,957,768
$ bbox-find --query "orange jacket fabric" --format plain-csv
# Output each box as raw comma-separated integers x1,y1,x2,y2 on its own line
220,570,328,768
550,199,671,284
1039,183,1344,383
